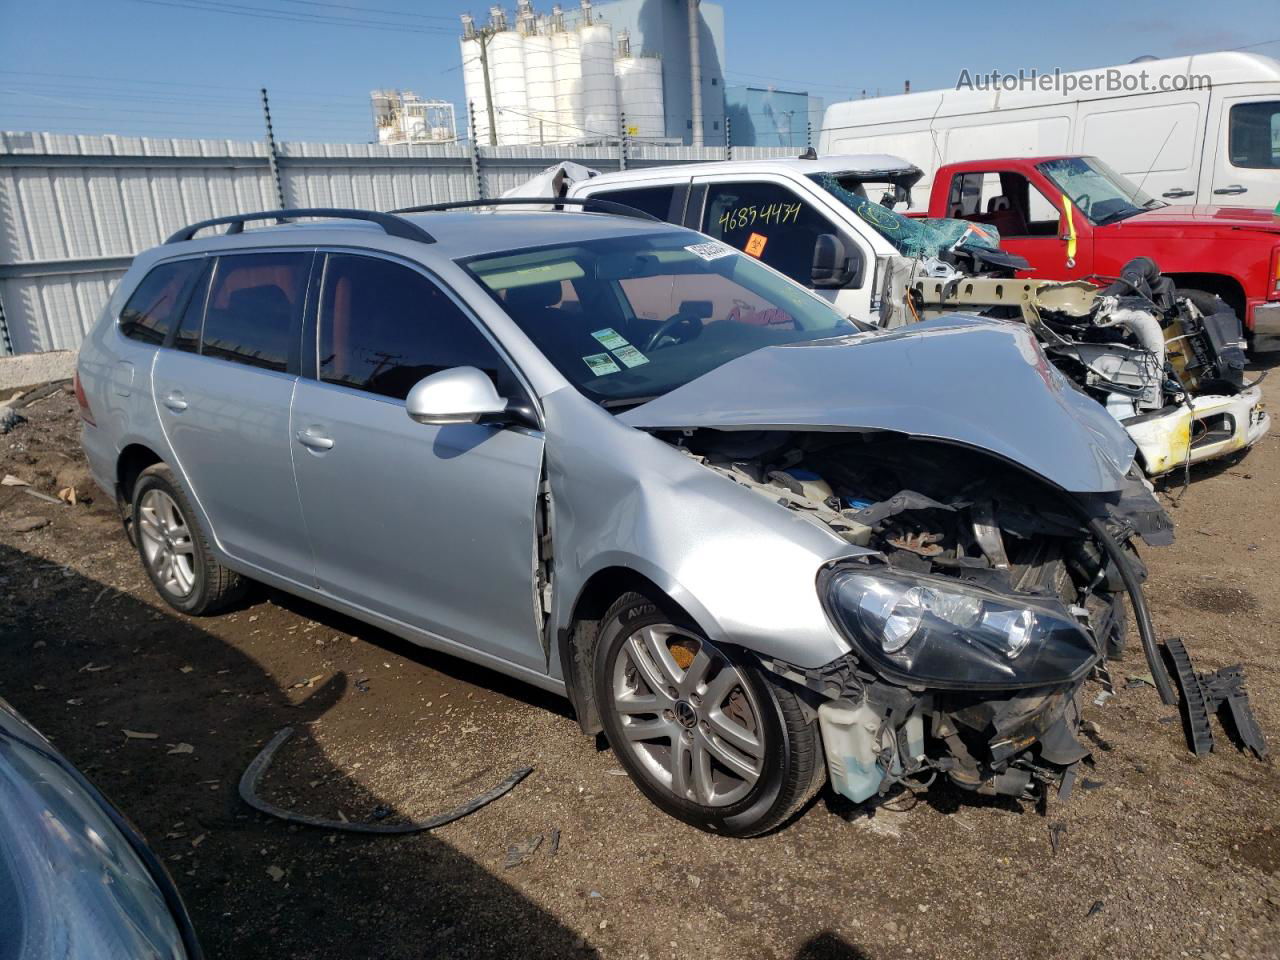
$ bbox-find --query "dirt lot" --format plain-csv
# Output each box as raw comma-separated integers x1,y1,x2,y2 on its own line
2,370,1278,960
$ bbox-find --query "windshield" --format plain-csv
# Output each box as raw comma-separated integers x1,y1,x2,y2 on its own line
809,173,1003,258
1037,156,1164,225
465,231,859,406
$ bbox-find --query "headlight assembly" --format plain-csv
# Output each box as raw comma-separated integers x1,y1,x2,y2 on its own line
823,565,1099,690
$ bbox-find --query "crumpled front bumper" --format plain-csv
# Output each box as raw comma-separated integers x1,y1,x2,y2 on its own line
1123,387,1270,476
813,677,1092,805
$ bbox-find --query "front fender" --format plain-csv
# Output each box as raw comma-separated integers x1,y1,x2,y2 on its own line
542,388,861,676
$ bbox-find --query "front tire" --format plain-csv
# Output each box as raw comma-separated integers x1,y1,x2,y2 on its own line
593,592,825,837
132,463,245,615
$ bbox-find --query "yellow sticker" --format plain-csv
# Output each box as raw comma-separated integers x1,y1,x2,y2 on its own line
744,232,768,258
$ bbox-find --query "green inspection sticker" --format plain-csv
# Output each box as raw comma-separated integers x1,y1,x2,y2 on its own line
591,327,629,350
582,353,621,376
612,344,649,368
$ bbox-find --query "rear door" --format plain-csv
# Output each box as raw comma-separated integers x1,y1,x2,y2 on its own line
151,249,315,584
1207,95,1280,210
290,252,547,671
575,180,692,224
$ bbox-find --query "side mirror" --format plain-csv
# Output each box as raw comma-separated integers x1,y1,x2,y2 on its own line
405,367,509,426
811,234,864,289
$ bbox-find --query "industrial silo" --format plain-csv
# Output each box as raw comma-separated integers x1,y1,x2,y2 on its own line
523,23,559,142
549,6,584,141
459,15,492,144
577,3,617,142
614,31,664,141
488,6,530,145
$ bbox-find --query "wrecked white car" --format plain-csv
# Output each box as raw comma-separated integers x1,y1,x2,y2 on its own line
81,204,1177,836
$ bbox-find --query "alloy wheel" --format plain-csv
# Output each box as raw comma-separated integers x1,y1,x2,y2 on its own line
137,489,197,598
611,625,765,807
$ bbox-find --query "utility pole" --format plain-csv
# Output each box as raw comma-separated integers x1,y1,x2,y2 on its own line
260,87,286,209
462,13,500,147
476,30,499,147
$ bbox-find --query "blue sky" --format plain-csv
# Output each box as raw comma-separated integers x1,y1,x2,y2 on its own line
0,0,1276,143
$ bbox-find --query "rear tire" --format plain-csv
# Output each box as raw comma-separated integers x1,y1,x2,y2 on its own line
132,463,245,616
593,591,825,837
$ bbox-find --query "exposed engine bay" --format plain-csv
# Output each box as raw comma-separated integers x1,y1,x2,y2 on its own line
665,427,1159,805
912,257,1271,476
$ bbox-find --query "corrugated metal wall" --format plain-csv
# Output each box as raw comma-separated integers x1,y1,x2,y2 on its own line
0,130,795,355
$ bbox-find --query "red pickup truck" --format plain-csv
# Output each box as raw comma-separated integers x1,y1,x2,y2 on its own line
923,155,1280,344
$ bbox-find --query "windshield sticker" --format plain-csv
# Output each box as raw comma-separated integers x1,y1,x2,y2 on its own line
683,241,736,261
582,353,621,376
591,327,630,350
744,232,768,257
612,344,650,368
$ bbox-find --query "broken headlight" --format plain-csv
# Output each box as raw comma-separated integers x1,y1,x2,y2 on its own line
823,566,1099,690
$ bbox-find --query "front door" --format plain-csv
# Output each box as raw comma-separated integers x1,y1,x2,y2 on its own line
944,169,1093,280
1208,95,1280,211
691,176,873,320
290,252,547,671
152,250,315,583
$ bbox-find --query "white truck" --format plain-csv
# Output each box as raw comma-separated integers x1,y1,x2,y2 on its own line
567,155,1269,478
818,51,1280,212
569,153,954,324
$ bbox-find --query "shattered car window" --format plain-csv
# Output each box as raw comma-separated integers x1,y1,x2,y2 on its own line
464,232,860,407
1037,156,1164,225
810,173,1003,258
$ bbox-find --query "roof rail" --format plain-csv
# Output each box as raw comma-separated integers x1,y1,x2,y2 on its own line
165,208,436,245
391,196,661,222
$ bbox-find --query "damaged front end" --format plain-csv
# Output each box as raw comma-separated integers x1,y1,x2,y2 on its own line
666,428,1150,805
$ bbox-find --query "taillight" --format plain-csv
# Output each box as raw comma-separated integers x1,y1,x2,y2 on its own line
73,369,96,426
1270,245,1280,299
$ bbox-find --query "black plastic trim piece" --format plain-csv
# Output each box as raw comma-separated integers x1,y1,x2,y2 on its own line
1167,635,1215,756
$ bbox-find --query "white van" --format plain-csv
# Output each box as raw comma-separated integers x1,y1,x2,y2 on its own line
819,52,1280,212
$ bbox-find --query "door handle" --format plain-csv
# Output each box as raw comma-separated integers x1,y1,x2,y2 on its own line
163,392,188,412
295,428,334,451
1213,184,1247,196
1161,188,1194,199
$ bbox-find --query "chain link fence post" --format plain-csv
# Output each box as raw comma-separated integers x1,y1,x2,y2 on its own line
260,88,287,209
469,102,484,200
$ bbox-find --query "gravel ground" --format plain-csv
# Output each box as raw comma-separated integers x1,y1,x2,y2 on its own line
1,370,1278,960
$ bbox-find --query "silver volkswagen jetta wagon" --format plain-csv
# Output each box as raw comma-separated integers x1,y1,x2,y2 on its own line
77,201,1172,836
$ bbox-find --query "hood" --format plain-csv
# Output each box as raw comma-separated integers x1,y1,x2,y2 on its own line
1121,204,1280,234
622,316,1137,494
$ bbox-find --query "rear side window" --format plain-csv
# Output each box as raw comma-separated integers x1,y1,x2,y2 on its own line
318,253,511,401
118,260,202,345
588,184,685,223
172,260,213,353
1229,101,1280,169
201,252,310,372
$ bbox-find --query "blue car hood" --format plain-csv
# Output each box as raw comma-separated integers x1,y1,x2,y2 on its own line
622,316,1137,494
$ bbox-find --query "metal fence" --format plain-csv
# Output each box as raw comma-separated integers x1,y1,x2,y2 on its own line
0,130,796,355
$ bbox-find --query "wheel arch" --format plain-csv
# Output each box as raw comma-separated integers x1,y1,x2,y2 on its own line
557,566,699,737
1164,272,1246,319
115,443,165,542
